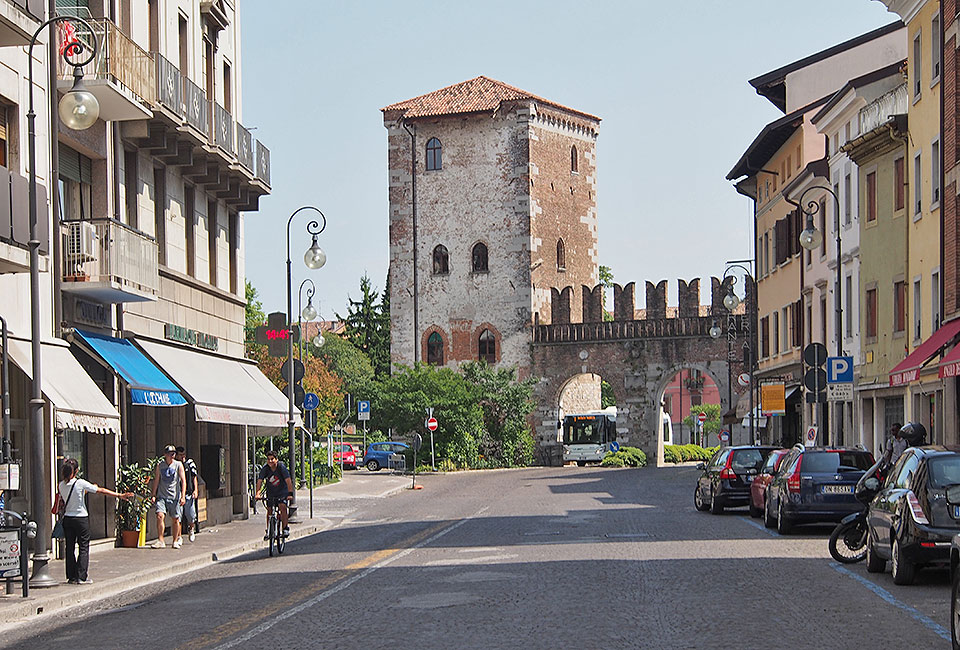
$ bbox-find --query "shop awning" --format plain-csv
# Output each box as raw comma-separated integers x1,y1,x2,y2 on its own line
136,339,292,428
72,329,186,407
939,338,960,379
889,319,960,386
5,338,121,434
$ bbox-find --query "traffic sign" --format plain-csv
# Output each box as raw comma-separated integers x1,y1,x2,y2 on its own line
697,412,707,424
304,409,317,431
803,368,827,391
827,383,853,402
426,417,438,432
805,426,818,447
358,400,371,421
609,441,620,453
803,342,828,367
718,430,730,443
827,356,854,383
293,384,305,409
302,392,320,411
280,359,305,383
412,433,423,451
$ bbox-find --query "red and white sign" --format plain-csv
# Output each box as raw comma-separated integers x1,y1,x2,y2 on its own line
697,413,707,424
426,417,438,431
737,373,750,388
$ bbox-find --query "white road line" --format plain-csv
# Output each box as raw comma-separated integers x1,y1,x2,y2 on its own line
212,508,485,650
831,562,950,641
738,516,778,537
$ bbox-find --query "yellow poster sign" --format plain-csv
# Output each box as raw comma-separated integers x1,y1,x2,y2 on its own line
761,383,786,416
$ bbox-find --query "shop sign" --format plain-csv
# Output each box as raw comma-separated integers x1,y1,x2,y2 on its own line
73,298,110,329
760,382,786,416
164,324,219,352
0,463,19,490
0,529,20,578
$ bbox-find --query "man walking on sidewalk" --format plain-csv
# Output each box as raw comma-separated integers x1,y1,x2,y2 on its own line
151,445,186,549
175,446,199,542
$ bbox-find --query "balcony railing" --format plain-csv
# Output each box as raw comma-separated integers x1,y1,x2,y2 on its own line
256,140,271,186
155,54,182,117
211,101,234,154
61,218,158,301
236,123,253,172
182,76,209,136
55,17,155,107
859,83,908,136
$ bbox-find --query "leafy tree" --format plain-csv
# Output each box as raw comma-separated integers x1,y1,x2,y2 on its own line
682,403,723,439
460,361,537,466
338,274,391,378
245,280,267,357
312,333,375,414
599,265,614,322
600,380,616,409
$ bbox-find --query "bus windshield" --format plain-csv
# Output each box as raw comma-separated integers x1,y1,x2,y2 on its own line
563,416,605,445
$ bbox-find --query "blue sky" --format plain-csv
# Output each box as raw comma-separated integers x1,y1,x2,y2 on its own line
239,0,897,318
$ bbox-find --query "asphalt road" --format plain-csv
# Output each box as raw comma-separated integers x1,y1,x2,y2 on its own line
2,465,953,649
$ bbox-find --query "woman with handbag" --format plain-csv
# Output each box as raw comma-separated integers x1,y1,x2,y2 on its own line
56,458,133,584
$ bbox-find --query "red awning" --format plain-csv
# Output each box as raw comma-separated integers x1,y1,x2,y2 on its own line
889,319,960,386
940,340,960,379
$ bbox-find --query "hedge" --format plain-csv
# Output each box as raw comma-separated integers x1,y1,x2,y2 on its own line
601,446,647,468
663,444,717,464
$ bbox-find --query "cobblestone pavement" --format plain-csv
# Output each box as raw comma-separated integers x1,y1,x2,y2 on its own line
2,465,952,649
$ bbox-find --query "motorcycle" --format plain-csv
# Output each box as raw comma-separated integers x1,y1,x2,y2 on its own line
827,459,886,564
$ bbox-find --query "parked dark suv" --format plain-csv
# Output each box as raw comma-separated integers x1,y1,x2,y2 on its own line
765,446,874,534
694,446,778,514
866,446,960,585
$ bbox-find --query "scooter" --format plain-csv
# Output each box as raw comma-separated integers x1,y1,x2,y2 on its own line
827,459,886,564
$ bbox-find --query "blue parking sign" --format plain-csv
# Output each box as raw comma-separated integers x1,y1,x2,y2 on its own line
357,400,371,421
827,356,854,383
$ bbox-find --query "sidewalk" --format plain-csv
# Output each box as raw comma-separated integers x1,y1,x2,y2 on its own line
0,470,410,629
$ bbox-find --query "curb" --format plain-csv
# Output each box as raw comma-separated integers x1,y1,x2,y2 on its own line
0,521,325,630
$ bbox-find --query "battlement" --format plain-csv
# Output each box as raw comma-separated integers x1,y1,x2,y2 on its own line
547,277,751,325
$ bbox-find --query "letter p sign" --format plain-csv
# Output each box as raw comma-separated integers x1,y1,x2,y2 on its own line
827,356,854,383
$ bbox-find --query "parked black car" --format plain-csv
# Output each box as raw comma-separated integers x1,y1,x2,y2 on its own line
949,529,960,649
694,446,777,514
764,446,874,535
865,446,960,585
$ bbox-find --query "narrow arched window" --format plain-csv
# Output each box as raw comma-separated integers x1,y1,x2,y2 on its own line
556,239,565,272
432,244,449,274
426,137,442,171
571,145,578,173
472,242,488,273
427,332,444,365
478,329,496,363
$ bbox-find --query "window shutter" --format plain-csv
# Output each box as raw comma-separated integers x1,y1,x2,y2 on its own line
59,144,92,184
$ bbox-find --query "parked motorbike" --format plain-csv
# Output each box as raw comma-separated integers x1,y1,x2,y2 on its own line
827,459,886,564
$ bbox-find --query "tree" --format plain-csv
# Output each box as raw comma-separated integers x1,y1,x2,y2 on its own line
245,280,267,357
337,274,391,378
460,361,537,466
599,265,614,322
600,380,616,409
682,403,723,442
313,333,375,411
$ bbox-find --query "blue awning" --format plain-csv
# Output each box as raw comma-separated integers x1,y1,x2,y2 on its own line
73,329,186,407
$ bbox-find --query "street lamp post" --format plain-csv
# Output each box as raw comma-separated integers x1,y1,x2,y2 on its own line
796,186,841,445
286,207,326,501
26,16,100,587
711,261,757,444
297,278,316,485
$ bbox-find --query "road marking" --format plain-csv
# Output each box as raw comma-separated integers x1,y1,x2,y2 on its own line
830,562,950,641
738,516,778,537
189,510,484,650
424,554,517,566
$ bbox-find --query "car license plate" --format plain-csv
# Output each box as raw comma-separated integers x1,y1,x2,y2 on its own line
822,485,853,494
953,505,960,518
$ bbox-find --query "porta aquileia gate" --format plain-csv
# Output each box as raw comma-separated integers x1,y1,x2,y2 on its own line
530,277,749,465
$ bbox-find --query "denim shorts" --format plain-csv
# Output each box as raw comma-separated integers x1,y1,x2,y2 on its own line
155,497,181,519
182,496,196,523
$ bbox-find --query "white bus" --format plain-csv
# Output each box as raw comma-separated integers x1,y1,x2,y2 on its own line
561,408,617,466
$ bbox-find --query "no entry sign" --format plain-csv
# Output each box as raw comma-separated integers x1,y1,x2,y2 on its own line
697,413,707,424
426,417,438,431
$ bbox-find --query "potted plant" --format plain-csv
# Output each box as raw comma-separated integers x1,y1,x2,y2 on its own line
115,459,157,547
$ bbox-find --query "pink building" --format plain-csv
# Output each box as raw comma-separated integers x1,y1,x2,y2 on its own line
662,369,720,445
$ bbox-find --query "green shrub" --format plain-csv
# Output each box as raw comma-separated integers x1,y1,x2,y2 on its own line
663,446,682,464
600,453,625,467
437,458,457,472
601,447,647,468
664,444,716,463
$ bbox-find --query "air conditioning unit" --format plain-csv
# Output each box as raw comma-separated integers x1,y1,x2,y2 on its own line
67,221,97,262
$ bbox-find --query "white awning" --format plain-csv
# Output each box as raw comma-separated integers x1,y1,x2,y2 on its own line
136,339,294,429
6,338,121,434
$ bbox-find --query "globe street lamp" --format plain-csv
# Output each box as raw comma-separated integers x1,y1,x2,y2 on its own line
794,186,842,445
712,261,757,443
286,207,326,497
27,16,99,587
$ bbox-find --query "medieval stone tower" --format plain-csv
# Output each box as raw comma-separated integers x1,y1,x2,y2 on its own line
382,76,601,377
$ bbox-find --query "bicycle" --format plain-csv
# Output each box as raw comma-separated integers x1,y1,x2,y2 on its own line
258,496,289,556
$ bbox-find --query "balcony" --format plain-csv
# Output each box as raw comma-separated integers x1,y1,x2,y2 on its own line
0,166,48,273
56,17,154,121
60,219,158,303
0,0,40,46
858,83,907,135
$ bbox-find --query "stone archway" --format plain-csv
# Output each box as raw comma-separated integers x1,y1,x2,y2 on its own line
650,360,730,463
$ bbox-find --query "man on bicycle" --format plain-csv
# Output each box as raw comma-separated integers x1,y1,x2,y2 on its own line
255,450,294,538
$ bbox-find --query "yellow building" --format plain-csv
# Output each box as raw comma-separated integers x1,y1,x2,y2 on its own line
878,0,945,442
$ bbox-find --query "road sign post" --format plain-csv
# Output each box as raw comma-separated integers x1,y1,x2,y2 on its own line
426,414,438,472
805,426,818,447
826,356,854,403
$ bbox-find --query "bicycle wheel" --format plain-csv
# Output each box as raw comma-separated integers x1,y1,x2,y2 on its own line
268,515,276,557
277,522,285,555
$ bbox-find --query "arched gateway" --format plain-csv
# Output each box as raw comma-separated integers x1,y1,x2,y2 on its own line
531,277,753,465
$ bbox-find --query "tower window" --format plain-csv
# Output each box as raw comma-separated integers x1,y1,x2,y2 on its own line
556,239,565,272
427,332,444,365
426,137,442,171
571,145,578,173
472,242,488,273
479,329,496,363
432,245,449,274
